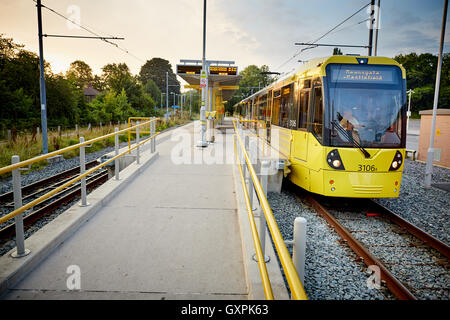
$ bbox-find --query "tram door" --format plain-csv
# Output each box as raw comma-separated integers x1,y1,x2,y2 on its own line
291,82,311,162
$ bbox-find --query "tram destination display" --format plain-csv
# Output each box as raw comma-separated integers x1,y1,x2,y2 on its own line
177,65,238,76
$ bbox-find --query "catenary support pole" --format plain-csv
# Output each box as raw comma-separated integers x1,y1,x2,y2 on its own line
373,0,381,56
368,0,375,56
425,0,448,188
36,0,48,154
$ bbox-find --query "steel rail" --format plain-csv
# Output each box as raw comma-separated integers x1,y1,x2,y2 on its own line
233,134,274,300
0,119,158,175
305,194,417,300
0,170,108,240
0,132,159,225
0,160,99,204
233,119,308,300
369,200,450,259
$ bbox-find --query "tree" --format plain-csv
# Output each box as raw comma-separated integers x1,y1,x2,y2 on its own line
394,53,449,112
101,63,156,116
88,89,134,123
139,58,180,95
46,73,80,127
225,65,275,113
66,60,94,90
143,78,161,105
101,63,133,93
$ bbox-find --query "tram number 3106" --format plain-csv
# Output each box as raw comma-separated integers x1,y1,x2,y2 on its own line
358,164,377,172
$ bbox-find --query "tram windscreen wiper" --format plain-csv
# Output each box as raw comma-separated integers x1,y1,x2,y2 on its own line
332,119,371,158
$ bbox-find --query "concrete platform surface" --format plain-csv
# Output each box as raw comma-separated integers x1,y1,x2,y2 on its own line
2,122,248,300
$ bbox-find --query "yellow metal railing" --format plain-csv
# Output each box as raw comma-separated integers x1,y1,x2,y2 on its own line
127,117,157,151
233,134,274,299
0,118,160,226
233,119,308,300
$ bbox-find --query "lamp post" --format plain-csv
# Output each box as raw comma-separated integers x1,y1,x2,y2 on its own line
406,89,415,133
166,72,169,122
425,0,448,188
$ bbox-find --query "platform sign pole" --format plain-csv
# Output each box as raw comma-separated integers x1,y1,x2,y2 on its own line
425,0,447,188
197,0,208,148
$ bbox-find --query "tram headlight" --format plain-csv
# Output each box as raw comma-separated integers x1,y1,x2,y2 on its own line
327,149,345,170
332,160,341,168
389,151,403,171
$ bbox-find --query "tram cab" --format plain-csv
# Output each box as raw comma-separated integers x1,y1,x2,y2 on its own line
236,56,407,198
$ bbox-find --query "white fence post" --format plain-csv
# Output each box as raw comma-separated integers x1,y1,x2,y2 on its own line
292,217,307,285
151,118,156,153
115,128,120,180
136,121,140,164
79,137,89,207
259,160,270,262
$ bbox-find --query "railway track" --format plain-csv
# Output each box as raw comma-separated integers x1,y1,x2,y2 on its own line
298,190,449,300
0,160,109,244
0,160,99,204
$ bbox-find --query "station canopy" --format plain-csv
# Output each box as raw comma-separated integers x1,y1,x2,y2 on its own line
176,60,241,101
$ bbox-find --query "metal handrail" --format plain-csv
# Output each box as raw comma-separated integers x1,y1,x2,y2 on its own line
0,118,160,225
127,117,156,151
233,119,308,300
233,134,274,300
0,119,157,175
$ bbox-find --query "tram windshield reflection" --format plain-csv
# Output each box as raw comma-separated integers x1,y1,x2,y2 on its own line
326,64,405,148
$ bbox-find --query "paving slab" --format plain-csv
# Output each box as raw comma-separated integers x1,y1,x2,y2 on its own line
2,122,248,299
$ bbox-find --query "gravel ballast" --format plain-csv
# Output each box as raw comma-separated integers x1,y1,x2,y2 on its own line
266,158,449,300
375,159,450,245
268,189,392,300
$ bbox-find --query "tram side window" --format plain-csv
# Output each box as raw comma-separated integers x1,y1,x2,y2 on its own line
298,91,309,129
279,86,293,128
272,90,281,125
311,86,324,142
267,91,272,121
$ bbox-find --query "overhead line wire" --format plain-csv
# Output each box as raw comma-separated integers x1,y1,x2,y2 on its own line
276,1,372,72
33,0,145,63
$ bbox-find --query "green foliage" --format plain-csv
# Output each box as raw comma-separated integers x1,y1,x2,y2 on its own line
139,58,180,95
394,52,449,111
225,65,274,113
88,89,135,123
143,78,161,105
66,60,94,90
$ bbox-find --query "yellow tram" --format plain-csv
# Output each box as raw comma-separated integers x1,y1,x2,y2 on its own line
235,55,407,198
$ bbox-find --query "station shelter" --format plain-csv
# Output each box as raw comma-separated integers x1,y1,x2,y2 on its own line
176,60,241,125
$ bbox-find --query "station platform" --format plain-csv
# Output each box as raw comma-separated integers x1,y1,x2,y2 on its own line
0,120,288,300
0,121,246,299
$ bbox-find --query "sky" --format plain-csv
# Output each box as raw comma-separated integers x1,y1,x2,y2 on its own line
1,0,449,90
